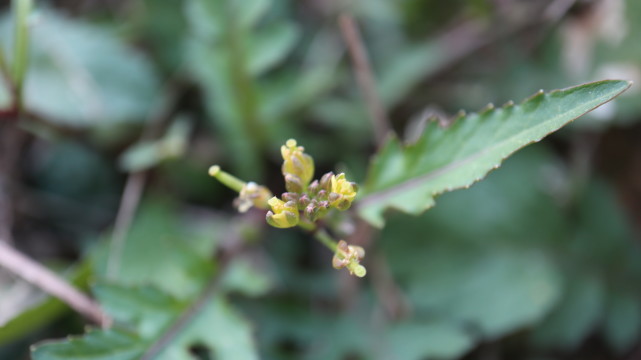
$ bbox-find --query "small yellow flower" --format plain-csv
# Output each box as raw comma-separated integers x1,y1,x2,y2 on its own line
266,196,299,228
332,240,366,277
281,139,314,189
329,173,358,211
235,182,272,213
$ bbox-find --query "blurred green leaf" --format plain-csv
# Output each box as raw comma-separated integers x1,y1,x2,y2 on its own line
32,284,259,360
530,273,605,350
603,291,641,353
0,10,158,127
32,329,145,360
118,118,191,172
248,22,299,76
358,80,631,227
92,199,221,299
0,263,91,346
386,322,473,360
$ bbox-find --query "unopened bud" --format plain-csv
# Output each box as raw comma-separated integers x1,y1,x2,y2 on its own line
298,194,311,209
307,180,319,195
281,192,299,203
319,172,333,191
285,174,304,194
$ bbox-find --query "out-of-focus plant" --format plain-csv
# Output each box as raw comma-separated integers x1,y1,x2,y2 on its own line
0,0,639,359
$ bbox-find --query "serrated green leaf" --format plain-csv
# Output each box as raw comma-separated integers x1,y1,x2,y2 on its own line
31,329,145,360
357,80,631,227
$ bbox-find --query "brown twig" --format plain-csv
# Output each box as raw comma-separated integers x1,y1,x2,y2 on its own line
0,239,112,327
337,13,390,147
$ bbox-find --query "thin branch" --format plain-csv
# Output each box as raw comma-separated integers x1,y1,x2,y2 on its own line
106,172,148,278
0,239,112,327
106,77,185,279
337,13,390,148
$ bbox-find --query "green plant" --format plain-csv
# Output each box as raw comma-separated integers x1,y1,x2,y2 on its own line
1,1,640,359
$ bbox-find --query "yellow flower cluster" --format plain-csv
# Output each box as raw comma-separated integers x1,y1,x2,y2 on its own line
266,139,359,228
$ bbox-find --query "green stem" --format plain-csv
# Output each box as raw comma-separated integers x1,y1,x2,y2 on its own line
296,220,316,232
221,0,264,179
12,0,32,110
314,229,338,253
208,165,246,193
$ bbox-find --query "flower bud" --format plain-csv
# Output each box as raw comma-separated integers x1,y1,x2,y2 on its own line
298,194,311,209
266,197,299,228
307,180,319,195
281,192,299,203
319,172,333,192
329,173,358,211
281,139,314,188
331,240,366,277
235,182,272,212
284,173,304,194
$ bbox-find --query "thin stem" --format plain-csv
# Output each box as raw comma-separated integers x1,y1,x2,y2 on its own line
296,219,316,232
106,75,185,280
208,165,246,193
314,228,338,252
338,13,390,148
106,172,147,279
0,239,112,327
12,0,32,110
221,0,264,179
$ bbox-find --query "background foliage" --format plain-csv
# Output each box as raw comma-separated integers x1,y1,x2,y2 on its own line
0,0,640,359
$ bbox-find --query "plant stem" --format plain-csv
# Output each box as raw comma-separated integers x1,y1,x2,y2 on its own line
107,76,184,280
221,0,264,179
337,13,390,148
314,229,338,252
0,239,111,327
208,165,246,193
12,0,32,110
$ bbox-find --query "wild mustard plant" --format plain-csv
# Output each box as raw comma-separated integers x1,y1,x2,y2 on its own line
209,139,365,277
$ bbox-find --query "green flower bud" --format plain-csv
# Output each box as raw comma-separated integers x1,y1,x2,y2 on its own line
284,173,304,194
319,172,333,192
281,192,299,203
307,180,319,195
